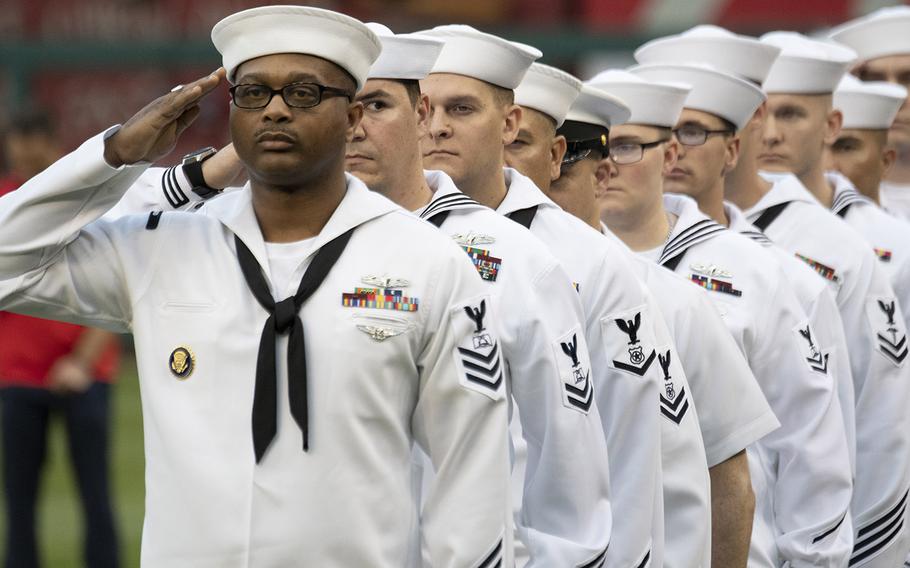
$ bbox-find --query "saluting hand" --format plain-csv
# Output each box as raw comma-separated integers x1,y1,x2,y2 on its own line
104,68,226,167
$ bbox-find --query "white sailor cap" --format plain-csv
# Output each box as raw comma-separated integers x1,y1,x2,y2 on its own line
212,5,381,90
629,63,765,130
417,24,541,89
586,69,690,128
761,31,857,94
564,84,631,129
829,6,910,63
635,25,781,84
834,74,908,130
514,63,583,127
366,23,444,81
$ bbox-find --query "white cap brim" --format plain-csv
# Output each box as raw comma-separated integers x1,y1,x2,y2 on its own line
629,63,765,130
829,6,910,62
587,69,690,128
212,6,381,90
515,62,582,127
834,75,908,129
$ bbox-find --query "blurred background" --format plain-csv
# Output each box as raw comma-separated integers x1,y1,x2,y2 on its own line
0,0,906,565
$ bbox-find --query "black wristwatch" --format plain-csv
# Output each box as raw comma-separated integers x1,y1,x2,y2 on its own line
181,146,219,199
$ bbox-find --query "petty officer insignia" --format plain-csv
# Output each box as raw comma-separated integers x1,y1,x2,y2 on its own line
169,346,196,380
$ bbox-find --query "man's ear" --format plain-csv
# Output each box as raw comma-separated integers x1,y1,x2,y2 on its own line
824,108,844,146
346,101,365,142
662,139,679,176
415,93,430,140
550,135,567,181
883,146,898,176
503,104,522,145
724,135,741,175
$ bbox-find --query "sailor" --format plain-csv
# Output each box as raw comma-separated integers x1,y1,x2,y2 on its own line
536,76,779,568
342,24,614,567
825,76,910,323
593,68,853,568
634,26,858,482
830,6,910,220
416,24,666,568
736,31,910,567
0,6,513,567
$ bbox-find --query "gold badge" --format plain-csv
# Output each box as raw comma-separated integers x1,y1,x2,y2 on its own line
168,346,195,380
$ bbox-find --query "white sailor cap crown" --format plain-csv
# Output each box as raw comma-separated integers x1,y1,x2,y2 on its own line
834,74,908,130
417,24,541,89
629,63,766,130
829,6,910,63
514,62,583,127
761,31,857,94
586,69,690,128
564,84,631,130
635,25,781,84
366,23,444,81
212,5,381,90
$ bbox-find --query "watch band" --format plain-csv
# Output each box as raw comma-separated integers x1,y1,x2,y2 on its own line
181,147,219,199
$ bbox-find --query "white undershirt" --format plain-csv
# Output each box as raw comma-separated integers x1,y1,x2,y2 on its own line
264,238,316,300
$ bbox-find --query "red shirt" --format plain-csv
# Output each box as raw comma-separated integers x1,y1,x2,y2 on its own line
0,177,120,387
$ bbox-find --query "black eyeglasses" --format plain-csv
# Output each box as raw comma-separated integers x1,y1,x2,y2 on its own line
606,138,668,165
673,125,733,147
229,82,353,110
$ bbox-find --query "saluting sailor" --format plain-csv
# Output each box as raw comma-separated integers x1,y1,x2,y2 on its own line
414,25,665,568
731,31,910,568
546,78,779,568
592,68,853,568
830,6,910,221
0,6,513,567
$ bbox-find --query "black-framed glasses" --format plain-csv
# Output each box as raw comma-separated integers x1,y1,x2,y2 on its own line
672,125,733,147
229,82,353,110
607,138,668,165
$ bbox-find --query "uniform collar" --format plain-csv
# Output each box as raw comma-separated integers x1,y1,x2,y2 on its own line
659,193,727,266
418,169,486,220
724,200,773,247
496,167,561,216
826,170,873,216
748,171,822,216
206,173,399,272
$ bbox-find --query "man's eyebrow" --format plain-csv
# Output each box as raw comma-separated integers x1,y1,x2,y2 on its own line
609,135,645,144
440,95,484,108
678,119,714,129
357,89,393,101
515,128,534,140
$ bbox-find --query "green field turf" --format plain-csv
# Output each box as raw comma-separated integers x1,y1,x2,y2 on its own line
0,357,145,567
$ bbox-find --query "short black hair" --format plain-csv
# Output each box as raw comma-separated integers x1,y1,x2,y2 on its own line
6,107,55,137
398,79,422,107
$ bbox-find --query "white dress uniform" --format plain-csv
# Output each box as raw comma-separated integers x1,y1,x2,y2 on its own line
411,170,614,567
111,164,615,567
725,202,857,471
0,131,513,568
499,168,663,568
828,171,910,332
880,181,910,221
653,194,854,567
613,235,779,568
746,172,910,568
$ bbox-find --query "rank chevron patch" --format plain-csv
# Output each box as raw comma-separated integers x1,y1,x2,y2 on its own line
657,348,690,425
867,298,909,367
554,327,595,414
794,322,829,375
605,305,657,378
452,297,504,399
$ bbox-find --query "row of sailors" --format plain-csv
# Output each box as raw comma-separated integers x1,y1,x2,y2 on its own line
2,4,910,567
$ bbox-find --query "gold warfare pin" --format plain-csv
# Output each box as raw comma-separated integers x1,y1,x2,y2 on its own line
169,346,195,380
